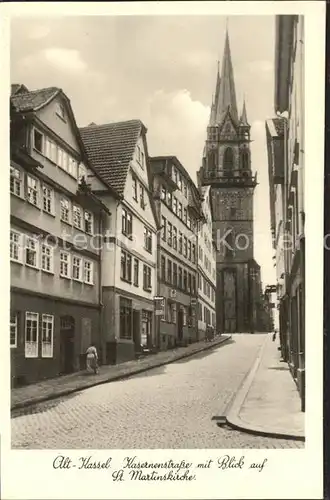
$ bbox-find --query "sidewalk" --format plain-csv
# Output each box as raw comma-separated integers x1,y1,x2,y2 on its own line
226,334,305,441
11,335,231,411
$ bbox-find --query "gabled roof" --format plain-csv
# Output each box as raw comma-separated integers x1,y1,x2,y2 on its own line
80,120,145,197
10,83,114,196
10,85,60,112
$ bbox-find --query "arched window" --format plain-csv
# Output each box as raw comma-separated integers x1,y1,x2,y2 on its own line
223,148,234,173
241,149,249,170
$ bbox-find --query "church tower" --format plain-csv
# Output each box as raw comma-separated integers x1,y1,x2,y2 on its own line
198,28,260,333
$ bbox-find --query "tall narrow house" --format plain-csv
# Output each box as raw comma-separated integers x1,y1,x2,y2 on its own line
198,29,261,333
10,85,109,386
80,120,159,364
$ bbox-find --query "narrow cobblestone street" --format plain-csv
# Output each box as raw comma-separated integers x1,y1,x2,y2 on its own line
11,335,302,449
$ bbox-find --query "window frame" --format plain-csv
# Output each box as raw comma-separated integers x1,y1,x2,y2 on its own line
10,165,23,197
41,314,54,358
25,236,39,269
84,259,94,285
60,197,71,224
60,251,71,279
133,258,139,287
41,243,54,274
25,311,39,358
10,312,18,348
144,227,152,253
84,210,94,235
73,204,83,230
72,255,83,282
26,174,40,208
10,229,23,263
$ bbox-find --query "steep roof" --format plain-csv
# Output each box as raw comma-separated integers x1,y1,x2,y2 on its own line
79,120,144,197
215,29,238,124
10,85,60,112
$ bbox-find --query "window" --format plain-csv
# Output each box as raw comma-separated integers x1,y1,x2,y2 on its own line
140,184,145,209
187,215,191,229
84,211,93,234
179,231,183,254
78,163,87,183
192,244,196,264
188,240,192,261
173,263,177,287
192,276,196,295
25,312,38,358
178,174,182,191
178,267,183,289
183,208,187,224
84,260,93,284
56,102,66,120
173,197,177,214
224,148,234,172
161,186,166,201
41,314,54,358
26,237,38,268
183,183,188,198
60,197,71,223
27,175,39,207
122,208,133,237
143,264,152,290
167,259,172,284
10,166,22,196
41,244,53,273
178,202,182,219
188,273,192,293
173,168,177,184
144,227,152,253
198,273,201,290
183,236,187,257
133,258,139,286
73,205,83,230
173,227,177,250
72,256,82,281
161,216,166,241
161,255,166,281
68,158,78,178
167,191,172,209
120,297,132,339
183,270,187,291
120,251,132,282
10,312,17,348
42,185,54,214
33,129,43,153
60,251,70,278
10,230,22,262
132,176,138,201
168,222,173,246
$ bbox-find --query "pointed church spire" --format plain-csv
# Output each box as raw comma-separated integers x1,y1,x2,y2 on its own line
209,61,220,126
215,26,238,123
240,98,249,126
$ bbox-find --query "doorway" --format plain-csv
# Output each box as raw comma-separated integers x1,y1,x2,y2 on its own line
60,316,75,374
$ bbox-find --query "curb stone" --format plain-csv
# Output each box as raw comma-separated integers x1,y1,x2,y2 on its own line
11,335,231,412
225,336,305,442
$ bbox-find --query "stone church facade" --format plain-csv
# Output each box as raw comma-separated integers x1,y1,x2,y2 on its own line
198,29,263,333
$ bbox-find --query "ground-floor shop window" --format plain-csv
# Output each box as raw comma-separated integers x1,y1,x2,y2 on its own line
120,297,132,339
42,314,54,358
10,312,18,348
25,312,39,358
141,310,152,346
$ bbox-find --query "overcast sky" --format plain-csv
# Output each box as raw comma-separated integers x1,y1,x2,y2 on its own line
10,15,276,288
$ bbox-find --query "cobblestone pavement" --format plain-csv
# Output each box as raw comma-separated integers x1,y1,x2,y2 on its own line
11,334,303,449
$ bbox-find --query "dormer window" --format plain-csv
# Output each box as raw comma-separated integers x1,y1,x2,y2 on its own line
56,103,66,121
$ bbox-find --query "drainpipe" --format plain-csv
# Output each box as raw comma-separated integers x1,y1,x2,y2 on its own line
99,211,104,365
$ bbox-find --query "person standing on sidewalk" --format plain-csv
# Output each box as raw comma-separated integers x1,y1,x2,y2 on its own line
86,345,99,374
